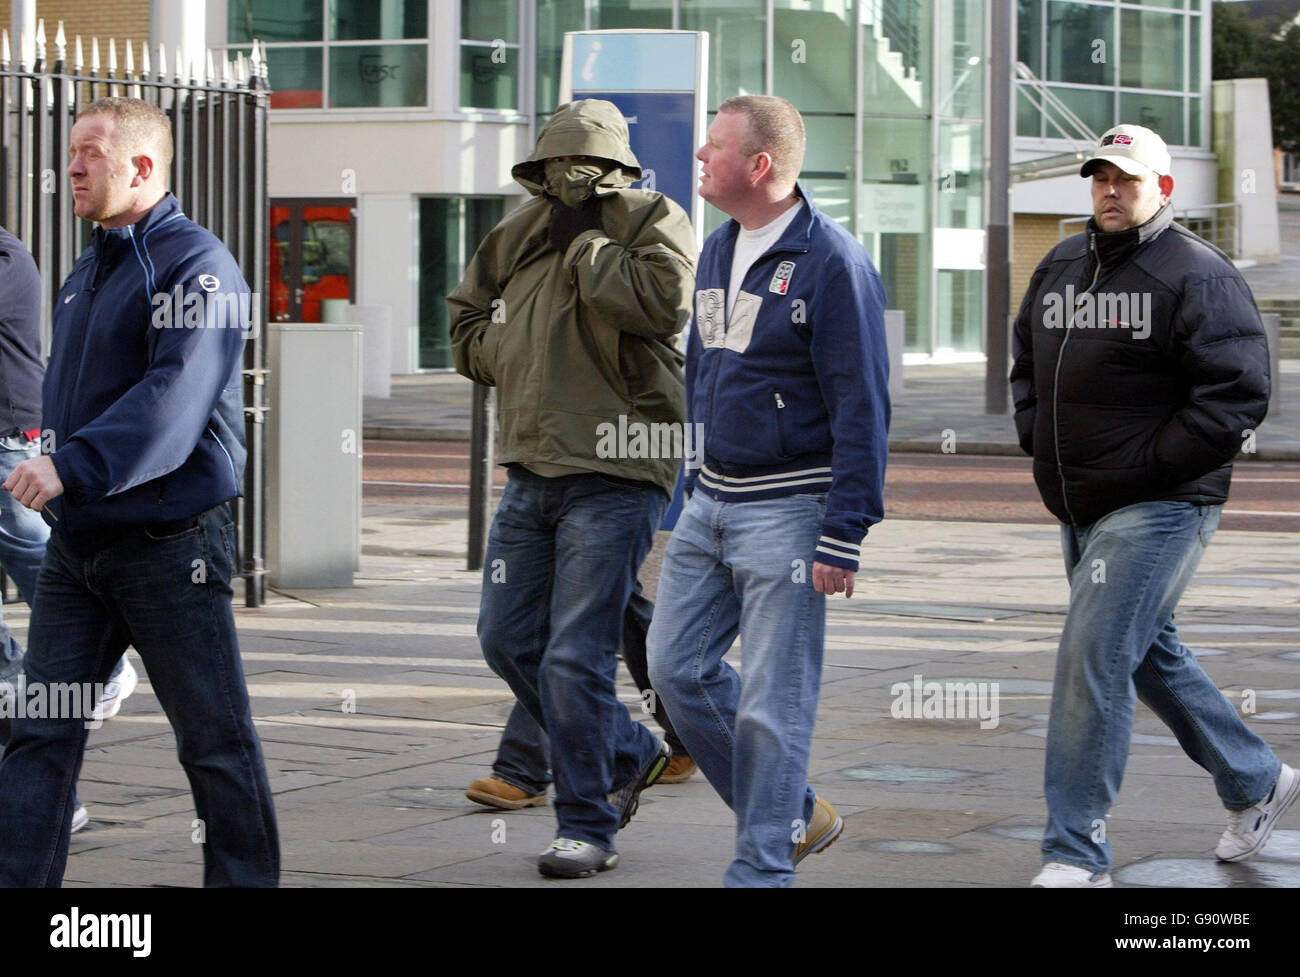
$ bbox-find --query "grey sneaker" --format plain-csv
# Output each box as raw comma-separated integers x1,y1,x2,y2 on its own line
610,739,670,829
1216,763,1300,862
71,804,90,834
537,838,618,878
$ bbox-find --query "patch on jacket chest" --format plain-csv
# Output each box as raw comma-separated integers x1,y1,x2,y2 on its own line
725,291,761,353
769,260,795,295
696,288,725,349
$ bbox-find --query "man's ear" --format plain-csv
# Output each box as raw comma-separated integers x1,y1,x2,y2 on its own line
751,150,774,186
1158,173,1174,204
131,152,155,186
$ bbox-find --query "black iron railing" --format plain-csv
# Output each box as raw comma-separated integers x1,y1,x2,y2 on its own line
0,20,271,607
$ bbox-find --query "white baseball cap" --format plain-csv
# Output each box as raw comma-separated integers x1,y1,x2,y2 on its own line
1080,124,1172,178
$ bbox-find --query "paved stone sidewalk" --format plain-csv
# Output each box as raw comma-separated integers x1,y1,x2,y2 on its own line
46,511,1300,888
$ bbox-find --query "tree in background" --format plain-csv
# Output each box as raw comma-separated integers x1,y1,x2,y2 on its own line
1213,0,1300,152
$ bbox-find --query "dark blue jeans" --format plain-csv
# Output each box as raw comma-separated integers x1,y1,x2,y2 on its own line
493,582,687,794
478,468,666,850
0,504,279,887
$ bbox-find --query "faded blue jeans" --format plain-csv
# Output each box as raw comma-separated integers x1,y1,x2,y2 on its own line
647,490,827,888
1043,501,1281,873
478,468,667,851
0,436,53,677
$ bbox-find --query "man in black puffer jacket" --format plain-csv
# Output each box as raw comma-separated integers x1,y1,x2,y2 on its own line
1010,124,1294,888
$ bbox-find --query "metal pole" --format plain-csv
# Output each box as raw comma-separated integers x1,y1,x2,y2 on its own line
466,382,495,572
984,0,1012,415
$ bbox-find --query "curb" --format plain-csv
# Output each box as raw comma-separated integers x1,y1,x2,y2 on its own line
362,427,1300,461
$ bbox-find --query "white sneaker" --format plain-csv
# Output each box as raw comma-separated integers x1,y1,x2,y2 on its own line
1031,862,1113,887
71,804,89,834
1216,763,1300,862
91,656,138,722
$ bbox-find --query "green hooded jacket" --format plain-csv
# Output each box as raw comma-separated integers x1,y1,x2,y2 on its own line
447,99,696,497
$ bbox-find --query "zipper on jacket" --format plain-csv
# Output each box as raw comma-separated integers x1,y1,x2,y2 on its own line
1051,233,1102,526
773,390,790,456
58,247,106,452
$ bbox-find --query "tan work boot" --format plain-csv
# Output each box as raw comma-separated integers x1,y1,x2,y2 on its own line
657,756,698,784
794,795,843,865
466,776,547,810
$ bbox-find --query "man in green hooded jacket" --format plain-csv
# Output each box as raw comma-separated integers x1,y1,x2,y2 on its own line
448,99,696,878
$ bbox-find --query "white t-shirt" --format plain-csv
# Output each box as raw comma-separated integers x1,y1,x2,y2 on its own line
727,199,804,319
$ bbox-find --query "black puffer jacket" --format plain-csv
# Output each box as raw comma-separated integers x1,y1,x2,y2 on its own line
1010,202,1270,527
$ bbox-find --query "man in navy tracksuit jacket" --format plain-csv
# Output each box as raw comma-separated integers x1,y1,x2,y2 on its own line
647,96,890,887
0,97,278,887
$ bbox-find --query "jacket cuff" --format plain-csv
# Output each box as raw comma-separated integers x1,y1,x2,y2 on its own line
50,444,89,506
563,229,607,268
815,526,863,572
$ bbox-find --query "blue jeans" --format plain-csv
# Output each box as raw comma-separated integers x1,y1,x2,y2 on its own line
0,437,52,674
647,491,827,888
0,504,279,887
1043,501,1281,873
492,583,687,793
478,468,667,850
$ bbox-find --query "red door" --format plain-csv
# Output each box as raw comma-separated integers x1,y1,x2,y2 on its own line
270,200,356,322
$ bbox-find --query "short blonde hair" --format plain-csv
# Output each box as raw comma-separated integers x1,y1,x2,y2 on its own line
718,95,806,187
78,97,174,177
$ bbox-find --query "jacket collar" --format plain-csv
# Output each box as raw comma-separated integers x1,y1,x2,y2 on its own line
92,192,182,254
720,181,818,255
1086,200,1174,268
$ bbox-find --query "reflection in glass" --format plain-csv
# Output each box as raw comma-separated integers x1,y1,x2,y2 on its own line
462,0,520,43
461,45,520,109
1119,91,1184,145
1120,8,1183,92
595,0,673,29
862,0,930,115
1046,0,1114,85
230,0,322,42
333,0,427,40
680,0,765,110
775,0,855,114
331,44,427,108
263,47,324,109
535,0,585,114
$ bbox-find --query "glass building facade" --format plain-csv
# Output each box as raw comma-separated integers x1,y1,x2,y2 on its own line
1016,0,1208,149
243,0,1212,365
532,0,988,356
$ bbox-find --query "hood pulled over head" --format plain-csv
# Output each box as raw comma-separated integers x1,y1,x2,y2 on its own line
512,99,642,199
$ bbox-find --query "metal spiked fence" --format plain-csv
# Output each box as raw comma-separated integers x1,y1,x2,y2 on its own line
0,19,272,606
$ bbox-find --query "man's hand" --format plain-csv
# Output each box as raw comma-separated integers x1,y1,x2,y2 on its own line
548,196,603,253
813,561,855,598
4,455,63,511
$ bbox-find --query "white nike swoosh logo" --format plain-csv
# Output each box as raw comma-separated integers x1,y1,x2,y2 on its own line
63,294,74,304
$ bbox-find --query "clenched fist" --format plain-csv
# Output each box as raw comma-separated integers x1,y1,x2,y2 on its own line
4,455,63,511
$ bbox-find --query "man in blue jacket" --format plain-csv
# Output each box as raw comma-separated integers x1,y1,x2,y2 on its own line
0,97,278,887
647,95,891,887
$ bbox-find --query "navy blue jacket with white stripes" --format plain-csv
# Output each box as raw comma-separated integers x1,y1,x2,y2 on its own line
44,193,249,552
685,184,891,572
